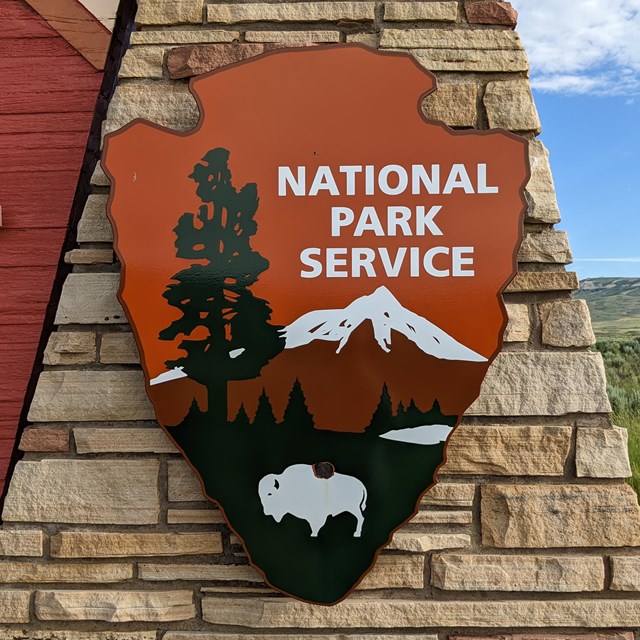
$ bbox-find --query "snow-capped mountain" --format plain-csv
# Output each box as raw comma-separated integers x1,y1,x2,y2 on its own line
279,286,487,362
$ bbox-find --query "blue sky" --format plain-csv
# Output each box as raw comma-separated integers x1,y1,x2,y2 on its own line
511,0,640,280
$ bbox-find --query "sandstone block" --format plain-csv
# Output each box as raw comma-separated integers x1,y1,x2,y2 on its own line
35,589,195,622
169,459,204,502
384,2,458,21
482,484,640,548
105,81,199,135
576,427,632,478
77,194,112,243
167,508,225,524
19,428,69,452
202,597,640,627
3,460,160,525
51,531,222,558
0,530,44,557
409,48,529,72
441,426,571,476
504,303,530,342
539,299,596,347
388,532,470,553
421,483,475,507
411,510,472,525
207,3,376,23
74,427,176,454
526,140,561,223
468,351,610,416
120,46,167,79
465,0,518,26
245,31,340,44
167,43,281,79
28,370,154,422
55,273,124,324
90,162,110,186
431,553,604,591
358,555,424,589
484,80,541,133
0,562,133,583
166,635,438,640
175,558,421,592
100,332,140,363
422,81,478,127
611,556,640,591
505,271,579,292
518,230,572,264
0,631,155,640
381,28,522,50
64,248,114,265
346,33,378,46
0,592,30,623
136,0,203,25
43,331,96,366
139,563,259,582
130,29,240,45
451,635,632,640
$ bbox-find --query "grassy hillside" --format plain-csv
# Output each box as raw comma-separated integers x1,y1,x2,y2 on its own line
595,338,640,494
578,278,640,495
576,277,640,338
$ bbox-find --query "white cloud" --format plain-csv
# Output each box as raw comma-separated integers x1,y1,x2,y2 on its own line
511,0,640,95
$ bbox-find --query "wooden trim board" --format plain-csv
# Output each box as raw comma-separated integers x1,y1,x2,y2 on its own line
23,0,112,70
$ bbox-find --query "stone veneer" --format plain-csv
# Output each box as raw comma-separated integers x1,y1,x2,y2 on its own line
1,0,639,638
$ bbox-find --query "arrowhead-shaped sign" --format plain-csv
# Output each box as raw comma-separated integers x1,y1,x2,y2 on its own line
103,45,529,604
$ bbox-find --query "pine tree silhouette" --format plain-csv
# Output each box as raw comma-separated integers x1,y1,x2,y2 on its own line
253,388,277,427
232,403,251,429
282,379,315,430
366,384,394,435
159,148,284,424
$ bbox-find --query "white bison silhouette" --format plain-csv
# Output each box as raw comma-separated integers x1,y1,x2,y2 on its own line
258,464,367,537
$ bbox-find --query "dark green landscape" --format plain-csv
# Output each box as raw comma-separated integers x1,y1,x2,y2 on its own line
577,278,640,494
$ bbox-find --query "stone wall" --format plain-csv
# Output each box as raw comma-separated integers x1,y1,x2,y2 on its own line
2,0,639,638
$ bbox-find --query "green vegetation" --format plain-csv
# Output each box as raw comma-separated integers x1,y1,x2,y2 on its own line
594,338,640,494
578,278,640,495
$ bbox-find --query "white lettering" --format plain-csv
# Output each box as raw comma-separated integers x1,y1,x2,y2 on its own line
387,206,412,236
365,165,375,196
309,166,339,196
354,206,385,236
415,205,443,236
379,247,407,277
331,207,355,237
453,246,475,276
339,166,362,196
278,166,305,196
378,165,408,196
412,164,440,195
300,248,322,278
443,164,474,194
477,163,499,194
352,248,377,277
326,248,348,278
424,247,450,277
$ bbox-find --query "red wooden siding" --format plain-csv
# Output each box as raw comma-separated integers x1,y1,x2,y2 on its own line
0,0,103,495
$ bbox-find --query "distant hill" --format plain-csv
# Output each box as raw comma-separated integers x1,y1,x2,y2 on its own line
576,278,640,339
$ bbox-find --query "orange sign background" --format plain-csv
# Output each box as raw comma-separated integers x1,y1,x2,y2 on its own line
103,46,529,430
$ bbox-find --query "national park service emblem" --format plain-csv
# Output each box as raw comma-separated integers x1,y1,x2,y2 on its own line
102,45,529,604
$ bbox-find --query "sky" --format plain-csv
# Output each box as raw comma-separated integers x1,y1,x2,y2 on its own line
510,0,640,279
